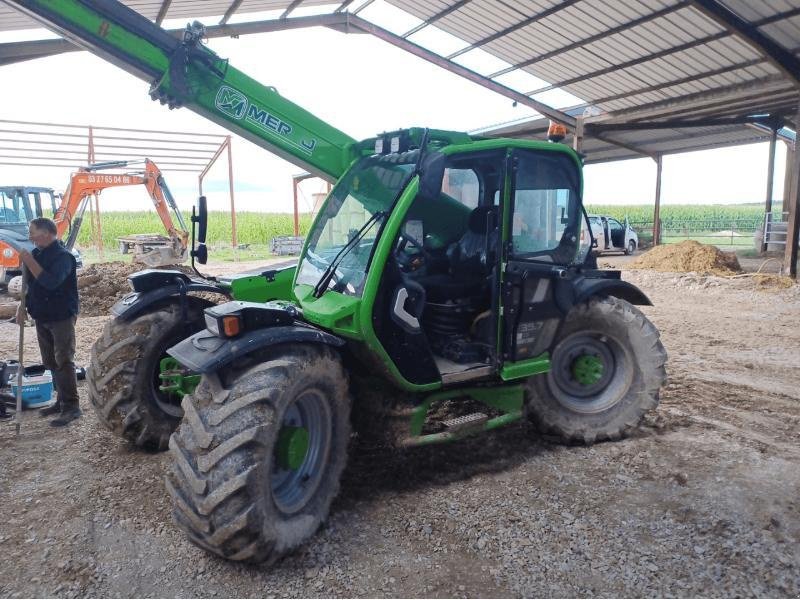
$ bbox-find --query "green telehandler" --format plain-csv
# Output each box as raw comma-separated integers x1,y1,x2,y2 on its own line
9,0,667,564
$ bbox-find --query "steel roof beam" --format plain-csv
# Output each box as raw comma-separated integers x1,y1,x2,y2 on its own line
338,13,576,127
220,0,245,25
524,6,800,96
588,115,779,132
0,37,78,65
402,0,472,39
334,0,357,13
594,75,794,123
446,0,581,60
280,0,305,20
488,1,691,79
352,0,376,14
690,0,800,88
154,0,172,25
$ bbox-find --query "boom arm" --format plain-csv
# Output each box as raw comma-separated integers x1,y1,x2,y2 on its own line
6,0,358,181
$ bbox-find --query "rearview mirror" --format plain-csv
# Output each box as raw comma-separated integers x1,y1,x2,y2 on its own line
191,196,209,266
418,151,445,201
194,244,208,265
197,195,208,244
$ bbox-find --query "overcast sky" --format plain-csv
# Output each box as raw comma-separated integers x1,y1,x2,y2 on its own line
0,1,790,214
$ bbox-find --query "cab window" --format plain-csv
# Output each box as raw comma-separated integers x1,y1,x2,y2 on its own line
510,150,581,264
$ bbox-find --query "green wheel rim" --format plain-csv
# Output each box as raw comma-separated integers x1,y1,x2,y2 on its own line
571,354,604,386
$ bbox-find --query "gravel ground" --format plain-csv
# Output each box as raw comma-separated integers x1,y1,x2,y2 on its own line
0,261,798,598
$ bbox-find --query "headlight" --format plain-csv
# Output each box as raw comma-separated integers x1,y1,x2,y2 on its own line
2,247,14,259
204,312,242,338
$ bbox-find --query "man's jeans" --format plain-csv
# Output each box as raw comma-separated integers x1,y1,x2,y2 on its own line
35,316,79,411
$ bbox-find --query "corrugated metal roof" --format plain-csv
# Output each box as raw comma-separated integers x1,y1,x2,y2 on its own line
0,1,334,30
1,0,798,162
387,0,800,161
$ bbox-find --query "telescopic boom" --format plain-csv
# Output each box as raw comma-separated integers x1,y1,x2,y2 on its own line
5,0,358,181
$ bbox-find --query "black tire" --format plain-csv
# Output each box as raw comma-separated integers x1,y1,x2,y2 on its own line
526,296,666,444
87,302,207,450
625,239,636,255
166,344,351,563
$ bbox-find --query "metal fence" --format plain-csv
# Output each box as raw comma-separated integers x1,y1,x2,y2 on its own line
629,218,763,249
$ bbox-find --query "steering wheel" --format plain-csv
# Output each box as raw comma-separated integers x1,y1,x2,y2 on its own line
395,233,431,272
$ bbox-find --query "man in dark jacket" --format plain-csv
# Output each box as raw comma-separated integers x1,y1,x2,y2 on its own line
16,217,81,427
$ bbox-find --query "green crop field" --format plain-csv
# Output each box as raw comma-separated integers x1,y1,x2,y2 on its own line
70,204,769,262
73,211,314,249
585,203,766,227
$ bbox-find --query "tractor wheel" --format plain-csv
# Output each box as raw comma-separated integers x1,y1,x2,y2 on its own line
166,344,351,563
87,302,207,450
625,239,636,255
526,296,666,444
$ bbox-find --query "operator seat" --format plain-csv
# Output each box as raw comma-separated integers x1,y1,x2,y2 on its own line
420,205,497,303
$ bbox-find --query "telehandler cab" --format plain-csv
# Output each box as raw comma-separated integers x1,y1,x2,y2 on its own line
10,0,667,564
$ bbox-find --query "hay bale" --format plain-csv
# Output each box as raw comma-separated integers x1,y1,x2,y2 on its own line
629,240,741,276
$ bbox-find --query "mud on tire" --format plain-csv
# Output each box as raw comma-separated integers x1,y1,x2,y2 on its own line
87,303,207,450
166,344,351,563
526,296,667,444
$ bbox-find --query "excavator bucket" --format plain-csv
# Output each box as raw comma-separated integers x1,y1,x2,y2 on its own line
135,246,188,268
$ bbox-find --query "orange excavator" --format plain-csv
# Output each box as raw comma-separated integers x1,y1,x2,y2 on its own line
57,158,190,267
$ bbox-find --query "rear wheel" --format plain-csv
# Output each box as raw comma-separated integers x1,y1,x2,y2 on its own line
526,296,666,444
87,302,207,450
625,239,636,255
166,344,351,563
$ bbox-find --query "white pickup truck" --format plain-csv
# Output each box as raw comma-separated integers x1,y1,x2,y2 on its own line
588,215,639,255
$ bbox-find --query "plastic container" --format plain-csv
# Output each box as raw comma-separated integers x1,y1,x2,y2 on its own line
9,369,54,409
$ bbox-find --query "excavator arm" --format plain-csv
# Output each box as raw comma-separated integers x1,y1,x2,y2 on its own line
55,159,189,265
6,0,358,181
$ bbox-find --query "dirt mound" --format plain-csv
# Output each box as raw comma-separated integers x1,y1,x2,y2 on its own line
629,240,741,276
78,262,193,317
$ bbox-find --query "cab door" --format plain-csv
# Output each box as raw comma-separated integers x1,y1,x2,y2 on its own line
500,148,587,368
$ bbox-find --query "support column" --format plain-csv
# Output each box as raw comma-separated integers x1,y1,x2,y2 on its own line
653,154,663,246
761,128,778,253
226,137,237,254
293,177,300,237
573,116,585,153
783,105,800,277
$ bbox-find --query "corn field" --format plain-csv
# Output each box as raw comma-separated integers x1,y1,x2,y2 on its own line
72,204,768,250
73,211,314,249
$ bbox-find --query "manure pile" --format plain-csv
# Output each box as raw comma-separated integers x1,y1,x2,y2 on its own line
78,262,193,316
629,240,741,276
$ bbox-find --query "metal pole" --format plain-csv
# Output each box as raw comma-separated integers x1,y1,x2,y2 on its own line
13,270,27,435
293,177,300,237
783,126,800,277
226,137,237,255
573,116,585,153
762,128,778,252
653,155,663,246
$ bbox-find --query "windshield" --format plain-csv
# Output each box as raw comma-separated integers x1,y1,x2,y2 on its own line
0,190,29,226
296,153,418,297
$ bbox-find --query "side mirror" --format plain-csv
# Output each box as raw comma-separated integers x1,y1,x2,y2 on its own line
418,151,445,201
191,196,209,266
194,244,208,264
196,195,207,244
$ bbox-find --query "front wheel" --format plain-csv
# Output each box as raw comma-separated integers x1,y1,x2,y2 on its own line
166,344,351,563
526,296,666,444
87,302,207,450
625,239,636,255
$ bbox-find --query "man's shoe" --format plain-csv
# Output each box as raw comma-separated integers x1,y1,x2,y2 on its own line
39,403,61,417
50,408,82,427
